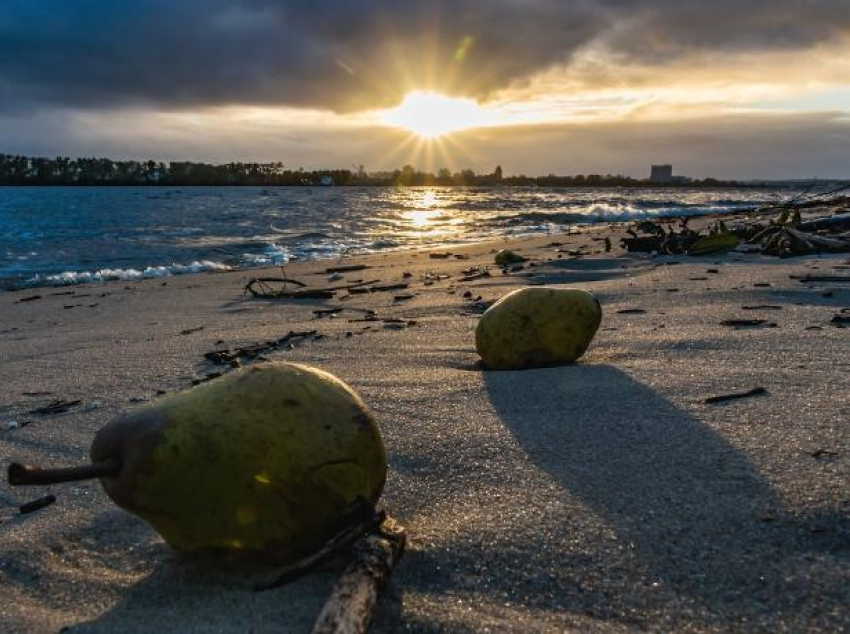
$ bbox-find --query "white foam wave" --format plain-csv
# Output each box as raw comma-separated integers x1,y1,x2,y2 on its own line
582,203,737,222
32,260,230,286
241,243,291,266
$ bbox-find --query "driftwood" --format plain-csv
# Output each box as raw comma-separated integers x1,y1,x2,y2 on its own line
311,516,407,634
621,223,702,255
254,502,407,634
313,308,345,317
19,494,56,515
29,400,81,415
799,212,850,231
797,275,850,283
326,264,370,274
831,313,850,327
348,282,408,295
459,268,491,282
621,195,850,258
255,501,382,591
203,331,321,365
784,228,850,252
245,278,380,299
719,319,776,328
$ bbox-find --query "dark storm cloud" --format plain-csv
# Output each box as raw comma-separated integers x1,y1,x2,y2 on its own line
0,0,848,113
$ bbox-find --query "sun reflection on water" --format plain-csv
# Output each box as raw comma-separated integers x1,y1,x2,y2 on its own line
368,188,467,247
405,208,442,228
400,189,456,234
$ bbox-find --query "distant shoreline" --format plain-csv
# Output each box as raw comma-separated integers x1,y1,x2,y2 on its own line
0,181,789,188
2,153,832,188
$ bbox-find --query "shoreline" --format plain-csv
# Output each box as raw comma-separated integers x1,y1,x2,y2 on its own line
1,216,848,632
2,204,773,293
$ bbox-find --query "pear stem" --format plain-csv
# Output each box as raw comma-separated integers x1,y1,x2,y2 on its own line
7,459,122,486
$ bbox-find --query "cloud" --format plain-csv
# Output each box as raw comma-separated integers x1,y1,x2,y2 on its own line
1,1,848,113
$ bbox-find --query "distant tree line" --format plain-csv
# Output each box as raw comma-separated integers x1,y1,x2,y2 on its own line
0,153,735,187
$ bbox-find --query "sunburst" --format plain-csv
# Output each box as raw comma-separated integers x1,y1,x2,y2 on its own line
380,91,495,138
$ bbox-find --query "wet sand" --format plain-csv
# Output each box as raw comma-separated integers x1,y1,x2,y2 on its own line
0,220,848,632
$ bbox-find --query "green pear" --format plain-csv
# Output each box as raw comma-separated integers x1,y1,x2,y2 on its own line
476,287,602,370
10,363,387,562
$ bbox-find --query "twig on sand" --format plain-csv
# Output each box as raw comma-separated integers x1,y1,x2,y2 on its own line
244,278,380,299
311,515,407,634
326,264,371,274
203,331,321,365
255,501,382,591
347,282,409,295
719,319,776,328
796,275,850,284
28,400,81,415
704,387,768,405
255,500,407,634
19,494,56,515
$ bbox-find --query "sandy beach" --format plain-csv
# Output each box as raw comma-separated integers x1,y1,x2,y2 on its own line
1,218,848,632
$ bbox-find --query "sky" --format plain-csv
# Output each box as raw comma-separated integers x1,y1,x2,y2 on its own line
1,1,849,179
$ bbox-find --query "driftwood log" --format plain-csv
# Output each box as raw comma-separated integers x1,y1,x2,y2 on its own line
311,516,407,634
244,277,380,299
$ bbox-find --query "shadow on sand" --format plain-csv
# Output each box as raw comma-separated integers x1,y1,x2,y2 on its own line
483,364,839,623
57,510,346,633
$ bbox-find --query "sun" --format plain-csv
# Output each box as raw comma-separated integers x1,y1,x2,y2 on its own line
380,91,494,138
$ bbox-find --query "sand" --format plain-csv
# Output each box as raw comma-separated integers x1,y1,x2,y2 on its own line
0,220,848,633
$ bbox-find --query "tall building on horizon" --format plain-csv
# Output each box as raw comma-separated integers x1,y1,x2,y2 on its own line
650,164,674,183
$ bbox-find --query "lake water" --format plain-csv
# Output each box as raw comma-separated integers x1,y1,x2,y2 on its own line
0,185,791,288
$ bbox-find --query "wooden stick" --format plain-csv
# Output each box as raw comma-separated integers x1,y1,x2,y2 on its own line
326,264,370,274
311,516,407,634
19,494,57,514
255,504,383,591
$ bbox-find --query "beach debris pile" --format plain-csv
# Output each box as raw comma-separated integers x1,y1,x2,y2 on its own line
622,194,850,258
475,287,602,370
202,330,324,371
244,273,414,300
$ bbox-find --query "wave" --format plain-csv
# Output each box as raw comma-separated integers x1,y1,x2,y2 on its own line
280,231,333,241
241,243,292,266
370,238,401,249
30,260,231,286
485,203,746,227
